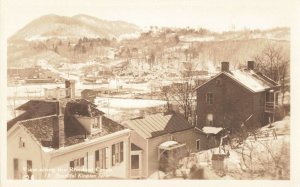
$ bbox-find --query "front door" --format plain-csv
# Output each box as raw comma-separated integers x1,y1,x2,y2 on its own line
130,152,142,178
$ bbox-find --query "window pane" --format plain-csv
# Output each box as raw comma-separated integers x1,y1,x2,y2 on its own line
95,150,99,161
131,155,139,169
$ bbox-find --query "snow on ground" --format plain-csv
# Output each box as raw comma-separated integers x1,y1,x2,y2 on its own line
95,97,166,109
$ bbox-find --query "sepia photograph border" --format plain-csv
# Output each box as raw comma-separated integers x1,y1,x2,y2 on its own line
0,0,300,187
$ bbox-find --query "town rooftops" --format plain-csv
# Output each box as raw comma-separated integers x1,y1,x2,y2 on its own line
7,99,105,131
124,112,193,139
195,69,279,93
7,100,59,130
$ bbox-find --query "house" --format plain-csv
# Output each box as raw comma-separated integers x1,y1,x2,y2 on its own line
195,61,280,136
7,113,131,179
7,80,132,179
123,112,201,178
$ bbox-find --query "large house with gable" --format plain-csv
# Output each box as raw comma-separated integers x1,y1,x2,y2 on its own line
195,61,280,134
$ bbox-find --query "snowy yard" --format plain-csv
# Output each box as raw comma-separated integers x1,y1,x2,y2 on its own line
152,116,290,180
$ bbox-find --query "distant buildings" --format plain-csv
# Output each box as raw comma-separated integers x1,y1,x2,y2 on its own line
7,66,61,84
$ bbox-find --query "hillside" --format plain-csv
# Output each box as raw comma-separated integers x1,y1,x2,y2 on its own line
9,14,140,41
7,15,290,76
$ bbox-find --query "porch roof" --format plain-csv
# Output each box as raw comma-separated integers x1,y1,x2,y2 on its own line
158,141,186,150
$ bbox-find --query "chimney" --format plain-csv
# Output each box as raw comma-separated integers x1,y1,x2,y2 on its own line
65,80,76,99
247,61,255,70
221,62,230,72
52,115,65,148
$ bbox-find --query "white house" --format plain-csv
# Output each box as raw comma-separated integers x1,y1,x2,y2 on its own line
7,114,132,180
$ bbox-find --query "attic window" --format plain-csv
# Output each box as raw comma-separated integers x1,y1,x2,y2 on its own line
206,93,213,105
216,79,222,86
19,137,25,148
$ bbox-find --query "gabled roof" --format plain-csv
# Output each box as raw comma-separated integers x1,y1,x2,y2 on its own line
194,69,279,93
11,113,126,149
7,100,58,130
124,112,193,139
7,99,105,131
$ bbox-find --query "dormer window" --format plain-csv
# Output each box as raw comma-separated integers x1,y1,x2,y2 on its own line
92,116,102,133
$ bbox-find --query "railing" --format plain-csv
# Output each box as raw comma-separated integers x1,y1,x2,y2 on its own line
265,102,278,113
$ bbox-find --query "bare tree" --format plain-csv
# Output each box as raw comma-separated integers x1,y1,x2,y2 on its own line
254,44,290,105
160,61,198,123
232,131,289,179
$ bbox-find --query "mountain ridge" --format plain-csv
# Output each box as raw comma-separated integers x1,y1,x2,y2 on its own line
9,14,141,41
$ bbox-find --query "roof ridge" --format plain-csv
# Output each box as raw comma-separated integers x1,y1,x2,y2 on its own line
18,114,57,124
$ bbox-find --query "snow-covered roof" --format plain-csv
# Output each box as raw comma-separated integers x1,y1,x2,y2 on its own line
202,126,224,134
159,141,179,149
226,70,278,92
195,69,279,93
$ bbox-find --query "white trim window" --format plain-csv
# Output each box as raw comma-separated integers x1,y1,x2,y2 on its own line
95,147,108,171
112,142,124,166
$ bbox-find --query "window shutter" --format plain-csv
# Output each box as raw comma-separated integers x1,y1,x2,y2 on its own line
95,150,99,161
70,161,74,169
120,142,124,162
80,157,84,166
105,147,109,169
112,144,115,166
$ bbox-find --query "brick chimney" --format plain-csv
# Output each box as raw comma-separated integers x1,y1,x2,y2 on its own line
65,80,76,99
52,115,65,148
221,62,230,72
247,61,255,70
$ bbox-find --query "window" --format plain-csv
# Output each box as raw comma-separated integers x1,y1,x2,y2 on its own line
70,157,84,169
275,92,279,105
112,142,124,166
206,113,213,126
196,139,201,151
27,160,33,180
131,155,139,169
92,116,102,129
206,93,213,105
13,159,19,179
95,147,108,171
19,137,25,148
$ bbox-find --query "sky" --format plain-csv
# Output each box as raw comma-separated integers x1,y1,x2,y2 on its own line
1,0,297,36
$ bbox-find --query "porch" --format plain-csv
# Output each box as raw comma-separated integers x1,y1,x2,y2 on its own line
265,90,279,113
